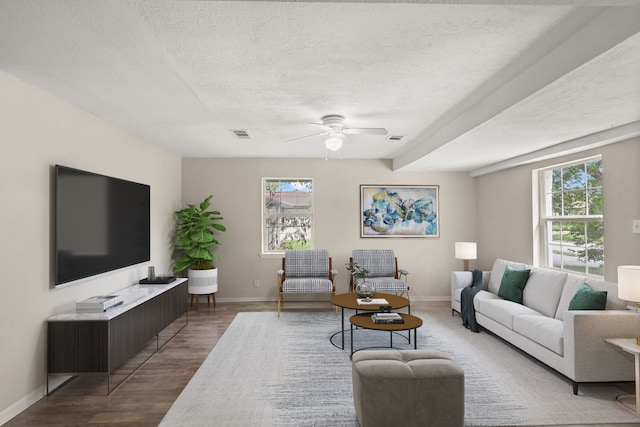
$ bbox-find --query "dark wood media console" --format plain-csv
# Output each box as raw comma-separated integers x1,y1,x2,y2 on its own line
47,279,188,394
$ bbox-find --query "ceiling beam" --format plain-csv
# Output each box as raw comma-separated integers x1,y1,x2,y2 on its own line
469,120,640,176
392,6,640,172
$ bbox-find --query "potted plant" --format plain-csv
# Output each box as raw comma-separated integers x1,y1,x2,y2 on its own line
173,195,226,296
346,261,374,299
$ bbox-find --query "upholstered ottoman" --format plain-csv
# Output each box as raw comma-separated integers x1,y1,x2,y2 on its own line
351,349,464,427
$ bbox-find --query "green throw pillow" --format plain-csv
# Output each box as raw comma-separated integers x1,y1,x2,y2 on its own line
568,283,607,310
497,265,530,304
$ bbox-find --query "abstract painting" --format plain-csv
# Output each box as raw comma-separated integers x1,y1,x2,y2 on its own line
360,185,439,238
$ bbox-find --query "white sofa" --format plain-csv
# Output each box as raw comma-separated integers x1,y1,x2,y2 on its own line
451,258,636,394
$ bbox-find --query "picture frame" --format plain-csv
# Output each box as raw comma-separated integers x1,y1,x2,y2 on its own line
360,185,439,238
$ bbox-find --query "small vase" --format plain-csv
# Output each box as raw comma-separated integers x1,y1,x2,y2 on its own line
355,280,375,300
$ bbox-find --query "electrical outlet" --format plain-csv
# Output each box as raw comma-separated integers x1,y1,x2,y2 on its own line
633,220,640,234
253,279,260,287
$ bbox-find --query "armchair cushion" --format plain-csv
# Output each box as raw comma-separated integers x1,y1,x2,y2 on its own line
352,249,396,278
366,278,408,293
282,278,334,293
284,249,330,277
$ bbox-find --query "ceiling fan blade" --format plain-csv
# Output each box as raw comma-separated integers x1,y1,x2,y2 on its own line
343,127,388,135
286,131,328,143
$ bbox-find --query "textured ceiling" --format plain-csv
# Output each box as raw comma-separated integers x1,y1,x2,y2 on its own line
1,0,639,174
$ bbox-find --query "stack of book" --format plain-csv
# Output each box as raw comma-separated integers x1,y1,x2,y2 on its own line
76,295,124,313
371,312,404,324
357,298,388,306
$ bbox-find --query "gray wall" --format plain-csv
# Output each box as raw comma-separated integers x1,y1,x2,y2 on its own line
181,158,478,301
0,71,182,423
476,136,640,282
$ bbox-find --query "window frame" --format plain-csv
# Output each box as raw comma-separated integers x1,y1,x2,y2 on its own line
261,177,314,255
536,156,604,277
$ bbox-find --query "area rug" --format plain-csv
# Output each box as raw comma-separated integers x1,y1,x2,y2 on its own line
160,309,640,426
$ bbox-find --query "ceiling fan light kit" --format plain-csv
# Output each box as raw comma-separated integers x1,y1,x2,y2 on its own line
325,136,343,151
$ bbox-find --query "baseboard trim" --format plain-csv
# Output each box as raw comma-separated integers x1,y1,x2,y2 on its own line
0,385,43,426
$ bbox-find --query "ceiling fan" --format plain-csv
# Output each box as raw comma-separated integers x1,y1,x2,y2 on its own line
287,115,388,151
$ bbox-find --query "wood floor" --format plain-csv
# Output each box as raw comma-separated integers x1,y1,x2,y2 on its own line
6,300,638,427
7,300,271,426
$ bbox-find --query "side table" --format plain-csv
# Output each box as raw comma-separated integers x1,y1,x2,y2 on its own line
606,338,640,416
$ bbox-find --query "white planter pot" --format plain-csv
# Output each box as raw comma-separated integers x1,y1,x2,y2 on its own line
188,268,218,295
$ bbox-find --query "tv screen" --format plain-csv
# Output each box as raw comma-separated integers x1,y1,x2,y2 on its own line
55,165,150,286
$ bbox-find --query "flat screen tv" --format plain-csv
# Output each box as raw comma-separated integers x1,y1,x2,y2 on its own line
55,165,150,286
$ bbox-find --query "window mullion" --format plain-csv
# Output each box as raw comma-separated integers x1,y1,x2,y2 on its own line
540,215,602,221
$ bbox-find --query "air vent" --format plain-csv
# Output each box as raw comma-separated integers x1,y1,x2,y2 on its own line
387,135,404,142
231,129,251,139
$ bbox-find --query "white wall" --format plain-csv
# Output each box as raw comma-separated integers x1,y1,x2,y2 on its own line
476,137,640,282
181,158,478,301
0,71,182,423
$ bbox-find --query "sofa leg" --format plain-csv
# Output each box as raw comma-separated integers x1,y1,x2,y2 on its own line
572,381,579,395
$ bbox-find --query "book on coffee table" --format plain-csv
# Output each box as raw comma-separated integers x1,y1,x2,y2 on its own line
371,313,404,324
357,298,389,305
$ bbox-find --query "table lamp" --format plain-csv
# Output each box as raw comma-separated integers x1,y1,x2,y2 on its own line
618,265,640,345
455,242,477,271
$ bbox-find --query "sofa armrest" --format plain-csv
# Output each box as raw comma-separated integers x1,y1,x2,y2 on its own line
563,310,636,382
451,271,473,296
450,271,492,295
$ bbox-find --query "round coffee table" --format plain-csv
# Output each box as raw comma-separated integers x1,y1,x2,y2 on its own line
330,292,411,350
350,312,423,356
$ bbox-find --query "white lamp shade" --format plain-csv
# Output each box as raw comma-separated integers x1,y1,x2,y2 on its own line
618,265,640,302
325,136,343,151
455,242,477,260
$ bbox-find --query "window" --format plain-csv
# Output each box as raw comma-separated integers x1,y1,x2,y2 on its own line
262,178,313,253
538,157,603,276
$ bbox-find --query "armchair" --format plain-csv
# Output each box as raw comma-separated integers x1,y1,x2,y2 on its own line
277,249,337,317
350,249,409,299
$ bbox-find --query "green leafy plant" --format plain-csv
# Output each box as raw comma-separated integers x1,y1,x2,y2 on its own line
173,195,226,272
345,261,369,281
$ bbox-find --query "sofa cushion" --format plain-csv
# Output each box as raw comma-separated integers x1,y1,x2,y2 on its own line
522,268,567,318
498,266,531,304
478,298,544,330
555,275,625,320
472,290,501,311
488,259,529,295
513,315,564,356
569,283,607,311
